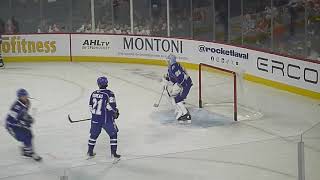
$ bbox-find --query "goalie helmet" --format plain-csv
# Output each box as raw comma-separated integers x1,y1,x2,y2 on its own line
166,54,177,66
17,88,29,98
97,76,108,89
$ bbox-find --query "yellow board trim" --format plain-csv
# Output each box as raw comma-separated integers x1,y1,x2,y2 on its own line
4,56,320,99
244,74,320,99
73,56,167,66
5,56,70,62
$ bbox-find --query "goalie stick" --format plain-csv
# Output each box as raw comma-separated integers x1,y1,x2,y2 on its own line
68,114,90,123
153,88,165,107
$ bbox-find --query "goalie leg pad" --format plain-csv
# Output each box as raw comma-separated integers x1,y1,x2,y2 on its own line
177,102,188,115
175,104,183,120
174,102,189,120
171,83,182,97
176,102,191,122
170,97,180,115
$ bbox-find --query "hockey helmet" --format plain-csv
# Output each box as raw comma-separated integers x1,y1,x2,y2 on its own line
17,88,29,98
97,76,108,88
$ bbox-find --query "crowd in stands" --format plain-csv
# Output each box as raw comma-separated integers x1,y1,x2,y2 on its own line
74,15,171,37
0,17,19,34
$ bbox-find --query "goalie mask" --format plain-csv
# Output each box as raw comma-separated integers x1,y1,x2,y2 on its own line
166,54,177,66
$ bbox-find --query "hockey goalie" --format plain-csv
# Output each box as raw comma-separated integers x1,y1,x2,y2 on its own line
162,54,193,123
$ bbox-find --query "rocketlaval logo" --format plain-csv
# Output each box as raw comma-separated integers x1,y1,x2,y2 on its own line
82,39,110,50
198,45,248,60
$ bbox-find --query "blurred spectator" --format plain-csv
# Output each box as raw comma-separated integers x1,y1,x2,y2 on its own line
37,26,41,33
256,15,270,33
11,17,19,33
48,25,53,33
5,19,15,34
0,18,5,34
288,1,298,36
76,25,85,33
52,24,60,32
217,4,229,42
242,14,256,34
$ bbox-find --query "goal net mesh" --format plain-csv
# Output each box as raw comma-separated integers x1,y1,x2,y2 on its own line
199,63,262,121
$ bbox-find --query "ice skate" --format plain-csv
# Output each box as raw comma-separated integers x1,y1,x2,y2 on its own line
21,148,42,162
31,153,42,162
87,151,96,159
177,112,191,124
112,152,121,164
176,102,191,124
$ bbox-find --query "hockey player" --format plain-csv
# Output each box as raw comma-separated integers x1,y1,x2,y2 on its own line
5,89,42,161
162,54,193,123
0,34,4,68
87,76,121,161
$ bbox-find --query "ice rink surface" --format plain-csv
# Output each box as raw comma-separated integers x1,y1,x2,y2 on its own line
0,62,319,180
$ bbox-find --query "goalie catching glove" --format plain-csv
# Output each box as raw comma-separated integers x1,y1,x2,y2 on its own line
161,74,170,90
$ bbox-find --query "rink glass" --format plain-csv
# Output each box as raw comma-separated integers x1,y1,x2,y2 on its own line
0,0,319,58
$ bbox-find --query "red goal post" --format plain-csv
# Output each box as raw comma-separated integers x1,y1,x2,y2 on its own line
198,63,238,121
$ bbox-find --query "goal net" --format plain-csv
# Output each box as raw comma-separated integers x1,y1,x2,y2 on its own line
198,63,262,121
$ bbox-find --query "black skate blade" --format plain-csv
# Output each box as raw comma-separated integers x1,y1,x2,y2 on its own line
112,157,121,164
86,156,95,160
178,120,192,124
86,153,96,160
33,156,42,162
22,155,42,162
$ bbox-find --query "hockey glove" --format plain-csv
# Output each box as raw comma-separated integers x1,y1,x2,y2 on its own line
161,77,169,90
161,74,173,90
23,113,34,124
114,109,120,119
19,114,33,128
164,73,169,81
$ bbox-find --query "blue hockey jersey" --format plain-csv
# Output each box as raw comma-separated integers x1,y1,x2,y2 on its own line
168,62,192,87
89,89,117,123
6,100,32,128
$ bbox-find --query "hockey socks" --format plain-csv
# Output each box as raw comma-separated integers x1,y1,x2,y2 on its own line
21,147,42,161
88,136,97,153
0,57,4,68
110,135,118,156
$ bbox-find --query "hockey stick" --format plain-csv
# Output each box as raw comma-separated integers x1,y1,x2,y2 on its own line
68,114,90,123
153,88,165,107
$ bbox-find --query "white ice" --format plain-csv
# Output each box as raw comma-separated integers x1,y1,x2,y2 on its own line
0,62,319,180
